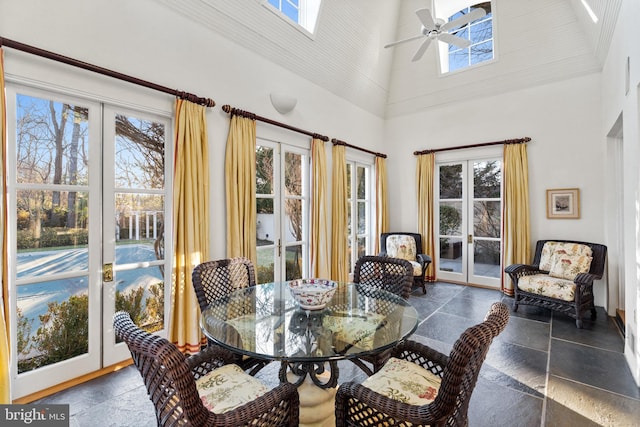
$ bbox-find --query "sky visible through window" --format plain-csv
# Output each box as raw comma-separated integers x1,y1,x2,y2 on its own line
266,0,321,34
444,2,493,73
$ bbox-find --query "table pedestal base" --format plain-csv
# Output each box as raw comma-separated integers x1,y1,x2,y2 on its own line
286,370,336,427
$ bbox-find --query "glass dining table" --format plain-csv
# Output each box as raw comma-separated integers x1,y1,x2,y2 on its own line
200,281,419,427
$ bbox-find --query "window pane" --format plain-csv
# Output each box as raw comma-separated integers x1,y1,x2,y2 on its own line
439,164,463,199
471,40,493,64
115,114,165,190
439,201,462,236
474,240,501,278
257,203,274,244
256,247,275,284
284,152,302,196
470,19,492,44
473,160,501,198
440,237,462,272
257,146,274,196
356,166,367,199
357,236,366,259
16,190,89,276
115,266,164,331
17,279,88,373
473,201,501,238
115,193,164,264
285,199,302,243
282,0,299,22
449,48,470,72
16,95,89,186
346,164,352,198
357,201,366,234
285,244,303,280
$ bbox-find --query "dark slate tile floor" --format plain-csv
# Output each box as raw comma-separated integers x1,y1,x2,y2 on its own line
34,282,640,426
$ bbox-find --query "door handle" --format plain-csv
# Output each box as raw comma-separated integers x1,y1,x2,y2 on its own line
468,235,473,244
103,263,113,282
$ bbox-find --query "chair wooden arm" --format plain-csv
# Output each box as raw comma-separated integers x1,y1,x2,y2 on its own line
417,253,432,266
574,272,600,286
504,263,541,275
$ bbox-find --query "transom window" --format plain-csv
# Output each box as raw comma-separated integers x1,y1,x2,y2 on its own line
437,1,494,73
265,0,321,34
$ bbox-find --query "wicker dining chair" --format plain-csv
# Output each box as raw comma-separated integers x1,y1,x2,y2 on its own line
113,311,299,427
353,255,414,300
192,257,271,374
335,302,510,427
348,255,414,376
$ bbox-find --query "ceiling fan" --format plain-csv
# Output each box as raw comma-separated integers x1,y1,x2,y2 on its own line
385,8,487,62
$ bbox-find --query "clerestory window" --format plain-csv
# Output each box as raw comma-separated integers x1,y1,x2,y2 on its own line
265,0,322,34
436,1,494,73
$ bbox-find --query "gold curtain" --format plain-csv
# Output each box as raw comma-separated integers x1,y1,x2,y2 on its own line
502,143,530,295
416,153,436,281
374,156,389,254
330,144,349,282
225,115,257,264
310,138,330,278
0,48,11,403
169,99,210,354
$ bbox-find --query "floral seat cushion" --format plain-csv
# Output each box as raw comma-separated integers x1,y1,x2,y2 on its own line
386,235,421,276
518,274,576,301
322,311,385,351
196,363,270,414
361,357,441,405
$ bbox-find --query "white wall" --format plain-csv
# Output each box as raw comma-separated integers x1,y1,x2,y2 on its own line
384,73,607,304
0,0,386,259
600,0,640,386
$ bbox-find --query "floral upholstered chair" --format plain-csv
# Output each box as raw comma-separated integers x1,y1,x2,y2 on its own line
380,232,432,294
505,239,607,328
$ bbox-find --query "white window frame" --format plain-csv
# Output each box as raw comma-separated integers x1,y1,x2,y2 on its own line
435,0,497,75
346,152,375,274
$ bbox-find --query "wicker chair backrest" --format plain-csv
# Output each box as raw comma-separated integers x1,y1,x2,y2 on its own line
192,257,257,311
353,255,414,299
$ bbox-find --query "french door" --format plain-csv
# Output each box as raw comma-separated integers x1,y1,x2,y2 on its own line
436,158,502,288
255,139,309,283
7,85,170,398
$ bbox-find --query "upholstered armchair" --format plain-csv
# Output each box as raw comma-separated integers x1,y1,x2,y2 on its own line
504,239,607,328
380,232,432,294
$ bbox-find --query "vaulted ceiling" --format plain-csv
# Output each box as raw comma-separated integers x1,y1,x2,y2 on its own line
156,0,621,118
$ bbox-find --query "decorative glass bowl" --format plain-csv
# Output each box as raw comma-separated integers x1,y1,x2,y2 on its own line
288,279,338,310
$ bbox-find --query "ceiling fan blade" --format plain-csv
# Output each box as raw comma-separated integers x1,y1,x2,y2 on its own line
438,32,472,49
384,34,425,48
415,8,435,31
411,38,432,62
440,7,486,32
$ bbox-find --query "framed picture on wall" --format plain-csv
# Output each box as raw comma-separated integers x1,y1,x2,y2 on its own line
546,188,580,219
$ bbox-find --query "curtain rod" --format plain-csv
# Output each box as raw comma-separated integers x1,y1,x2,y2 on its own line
413,137,531,156
331,138,387,158
0,36,216,107
221,104,329,141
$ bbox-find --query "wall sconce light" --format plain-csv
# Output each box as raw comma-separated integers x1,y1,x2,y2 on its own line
270,92,297,114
